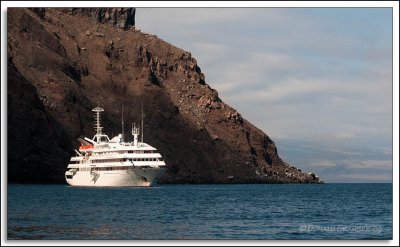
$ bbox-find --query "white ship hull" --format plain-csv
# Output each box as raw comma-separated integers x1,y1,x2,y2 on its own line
66,167,165,187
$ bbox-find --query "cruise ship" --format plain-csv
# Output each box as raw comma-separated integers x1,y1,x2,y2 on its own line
65,106,167,187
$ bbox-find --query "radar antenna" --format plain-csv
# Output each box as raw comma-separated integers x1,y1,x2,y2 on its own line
132,122,139,147
92,106,104,143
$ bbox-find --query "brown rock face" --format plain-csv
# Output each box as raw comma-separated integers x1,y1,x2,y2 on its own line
7,8,322,184
60,8,136,30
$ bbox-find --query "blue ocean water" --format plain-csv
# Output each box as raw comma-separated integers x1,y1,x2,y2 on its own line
7,183,392,240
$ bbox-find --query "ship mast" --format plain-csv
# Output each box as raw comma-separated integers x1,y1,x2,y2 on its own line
121,103,124,142
141,103,144,144
92,106,104,143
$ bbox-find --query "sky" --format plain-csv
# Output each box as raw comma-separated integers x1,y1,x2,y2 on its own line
136,7,394,183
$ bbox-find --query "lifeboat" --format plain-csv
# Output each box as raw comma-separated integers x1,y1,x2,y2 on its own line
79,144,93,151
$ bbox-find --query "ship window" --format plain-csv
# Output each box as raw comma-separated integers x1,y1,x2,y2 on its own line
66,175,73,179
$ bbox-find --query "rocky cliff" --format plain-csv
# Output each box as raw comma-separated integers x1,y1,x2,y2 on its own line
7,8,322,184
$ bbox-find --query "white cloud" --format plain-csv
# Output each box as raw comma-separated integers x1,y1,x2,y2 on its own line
309,159,337,168
345,160,393,170
228,77,338,102
137,8,255,27
334,132,355,140
276,137,392,182
337,173,392,182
